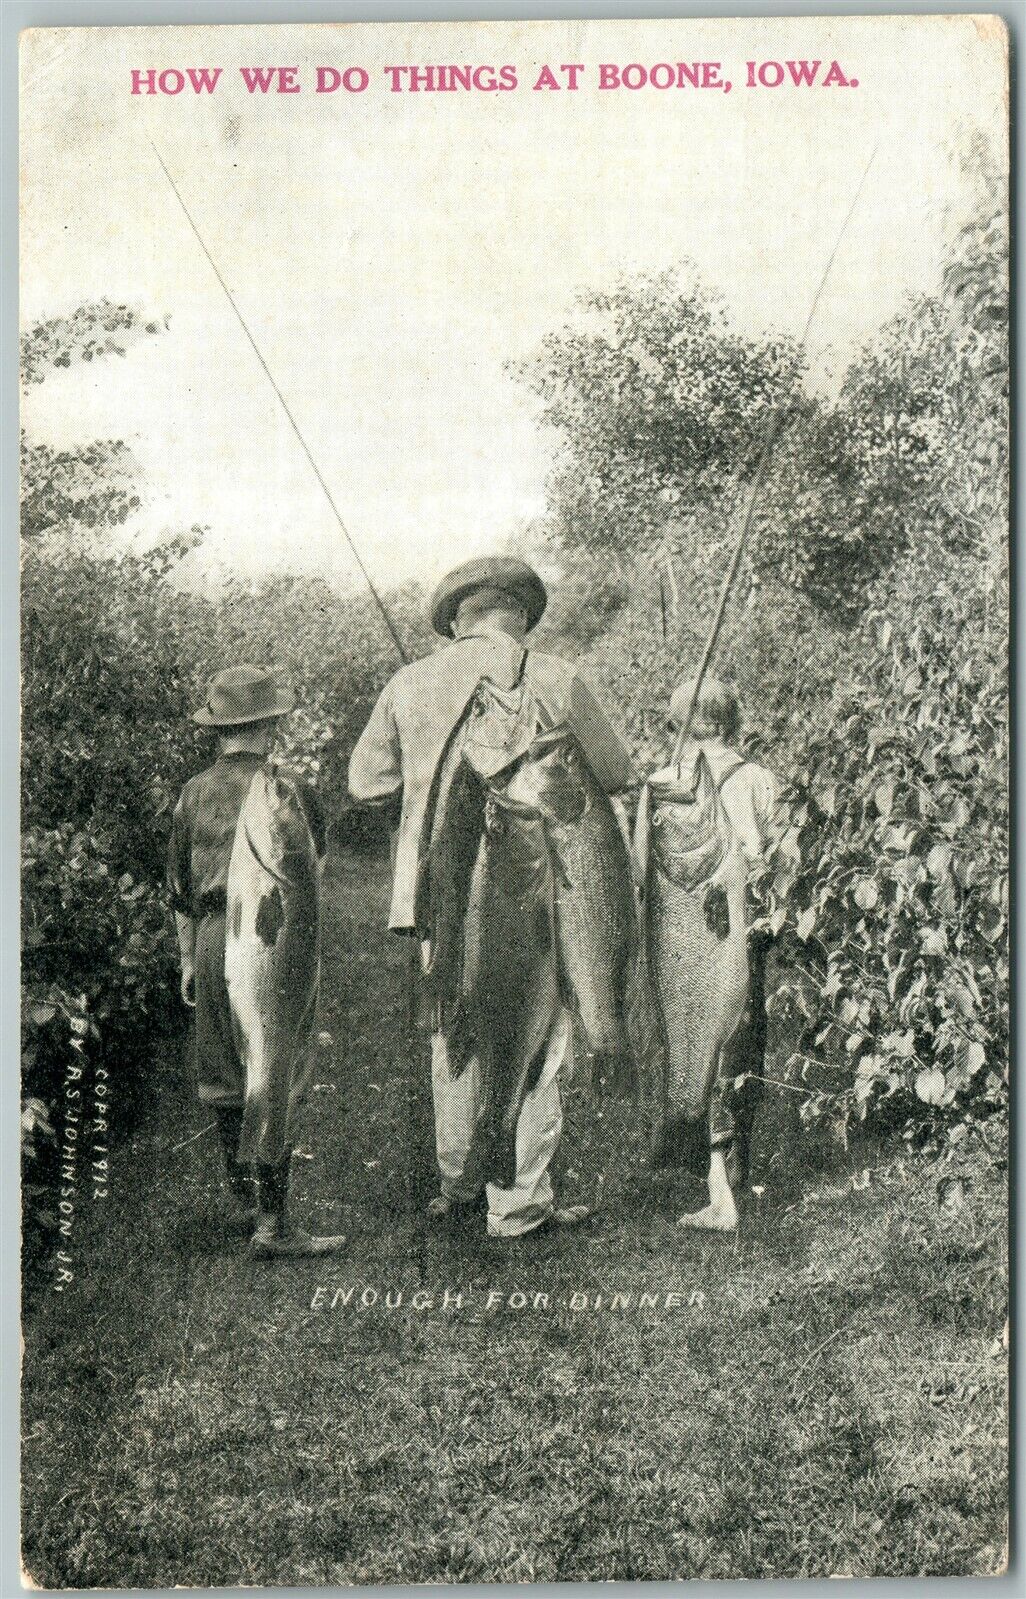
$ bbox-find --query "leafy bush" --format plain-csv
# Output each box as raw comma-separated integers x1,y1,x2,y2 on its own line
753,571,1007,1145
754,143,1008,1145
20,533,424,1277
21,547,200,1287
20,473,427,1280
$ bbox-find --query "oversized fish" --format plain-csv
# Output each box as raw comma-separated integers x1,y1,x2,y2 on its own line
466,786,561,1188
225,766,322,1168
503,727,638,1095
417,685,558,1189
638,749,749,1171
418,680,638,1186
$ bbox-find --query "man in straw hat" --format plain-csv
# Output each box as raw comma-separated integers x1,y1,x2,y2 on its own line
168,664,342,1256
349,556,636,1239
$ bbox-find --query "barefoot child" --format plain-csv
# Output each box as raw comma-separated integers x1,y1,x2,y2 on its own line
167,664,343,1257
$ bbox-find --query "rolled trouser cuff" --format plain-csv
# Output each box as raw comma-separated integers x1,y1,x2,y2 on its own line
486,1200,552,1238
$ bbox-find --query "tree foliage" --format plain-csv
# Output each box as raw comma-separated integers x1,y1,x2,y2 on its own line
516,266,904,613
20,301,165,539
20,299,166,385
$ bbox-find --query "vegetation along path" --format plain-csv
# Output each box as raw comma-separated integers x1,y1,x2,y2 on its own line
22,851,1008,1587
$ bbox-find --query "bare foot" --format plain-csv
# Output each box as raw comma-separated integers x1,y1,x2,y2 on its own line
676,1200,738,1232
426,1195,452,1220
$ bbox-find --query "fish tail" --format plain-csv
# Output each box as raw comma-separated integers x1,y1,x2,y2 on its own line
651,1110,709,1173
667,1057,716,1125
590,1049,637,1099
237,1091,268,1167
239,1054,293,1166
489,1128,518,1190
444,1005,477,1080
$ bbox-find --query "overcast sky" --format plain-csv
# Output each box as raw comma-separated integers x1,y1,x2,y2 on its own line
20,17,1006,594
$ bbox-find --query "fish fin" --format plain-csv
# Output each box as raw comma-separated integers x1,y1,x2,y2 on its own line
522,1034,550,1097
691,746,715,799
591,1050,637,1100
489,1129,518,1190
238,1092,268,1167
419,759,485,1015
703,882,731,940
445,1008,477,1080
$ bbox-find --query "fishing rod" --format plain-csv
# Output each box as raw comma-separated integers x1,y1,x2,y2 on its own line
671,141,878,766
150,141,410,668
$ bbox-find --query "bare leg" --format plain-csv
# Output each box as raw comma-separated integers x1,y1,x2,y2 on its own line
677,1144,739,1232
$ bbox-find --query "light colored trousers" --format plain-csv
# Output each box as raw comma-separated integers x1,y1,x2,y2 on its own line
430,1008,572,1238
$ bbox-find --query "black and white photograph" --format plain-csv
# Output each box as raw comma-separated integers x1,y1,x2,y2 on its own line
19,15,1009,1586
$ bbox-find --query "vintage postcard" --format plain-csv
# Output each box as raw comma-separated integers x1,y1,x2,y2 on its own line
20,15,1009,1587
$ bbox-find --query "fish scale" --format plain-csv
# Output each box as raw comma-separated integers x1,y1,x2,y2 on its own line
225,767,321,1167
643,753,748,1126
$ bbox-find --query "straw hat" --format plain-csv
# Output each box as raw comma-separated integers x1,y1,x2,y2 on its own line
430,556,547,638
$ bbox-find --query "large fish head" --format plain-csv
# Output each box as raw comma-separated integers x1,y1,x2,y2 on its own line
653,749,718,850
507,732,589,824
649,748,732,888
244,766,316,885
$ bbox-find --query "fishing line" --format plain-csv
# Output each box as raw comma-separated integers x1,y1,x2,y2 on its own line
149,139,410,667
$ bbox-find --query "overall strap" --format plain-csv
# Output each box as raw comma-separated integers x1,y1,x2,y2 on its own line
632,782,652,890
715,755,750,794
520,647,559,734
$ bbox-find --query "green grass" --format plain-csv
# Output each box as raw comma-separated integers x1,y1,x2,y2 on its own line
22,850,1008,1587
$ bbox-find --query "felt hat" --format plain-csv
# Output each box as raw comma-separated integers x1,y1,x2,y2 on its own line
430,556,547,638
192,665,294,726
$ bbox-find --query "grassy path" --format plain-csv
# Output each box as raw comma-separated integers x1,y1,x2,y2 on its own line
22,851,1008,1586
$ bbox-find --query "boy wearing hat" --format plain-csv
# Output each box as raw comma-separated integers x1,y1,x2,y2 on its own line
168,665,340,1255
349,557,636,1240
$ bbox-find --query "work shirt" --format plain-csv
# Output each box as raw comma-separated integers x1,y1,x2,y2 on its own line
168,753,326,920
648,738,780,866
348,626,636,930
